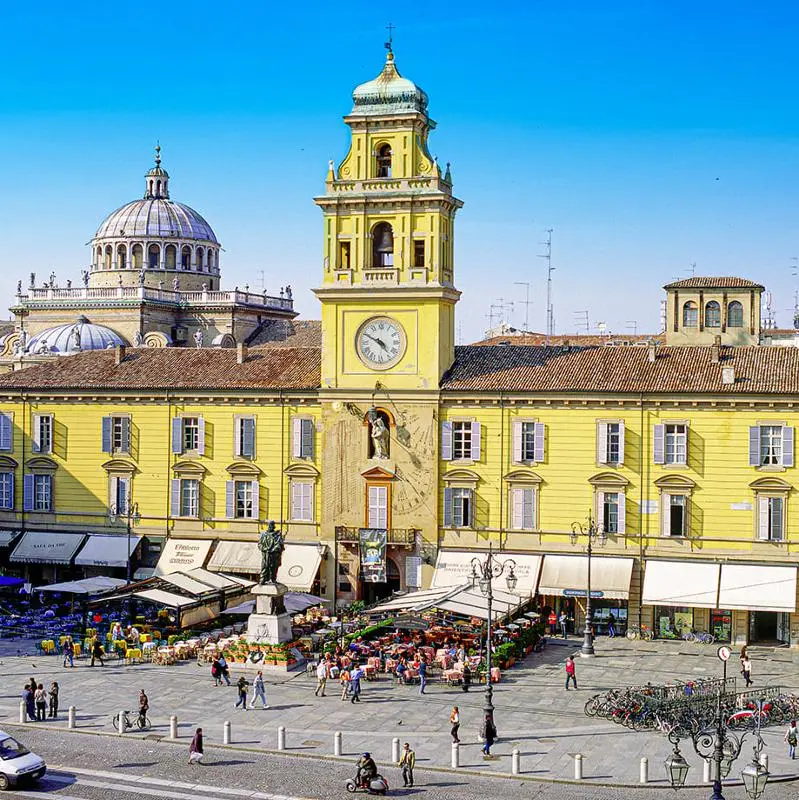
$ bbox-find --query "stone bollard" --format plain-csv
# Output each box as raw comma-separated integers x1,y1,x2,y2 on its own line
18,700,26,724
118,710,126,735
223,720,231,745
68,706,76,729
512,748,521,775
451,742,459,769
703,758,712,783
334,731,342,756
639,757,648,784
759,753,769,770
574,753,583,780
278,726,286,751
169,715,178,739
392,737,400,764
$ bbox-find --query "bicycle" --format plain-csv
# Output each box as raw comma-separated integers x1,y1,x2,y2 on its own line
626,625,654,641
111,710,150,731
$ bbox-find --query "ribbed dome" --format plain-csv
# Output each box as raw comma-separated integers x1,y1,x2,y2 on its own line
27,317,126,355
94,199,218,244
351,52,428,116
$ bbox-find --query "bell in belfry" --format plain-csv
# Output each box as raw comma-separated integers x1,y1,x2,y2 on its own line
373,223,394,267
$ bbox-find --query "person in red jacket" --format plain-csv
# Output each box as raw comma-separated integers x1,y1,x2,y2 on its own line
565,655,577,690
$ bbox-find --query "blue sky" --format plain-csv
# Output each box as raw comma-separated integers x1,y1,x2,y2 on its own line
2,2,799,340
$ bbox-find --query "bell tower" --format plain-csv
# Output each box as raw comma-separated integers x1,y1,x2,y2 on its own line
314,48,463,391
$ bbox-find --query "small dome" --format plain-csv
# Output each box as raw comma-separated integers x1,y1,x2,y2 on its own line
94,198,218,244
26,318,127,355
351,52,428,116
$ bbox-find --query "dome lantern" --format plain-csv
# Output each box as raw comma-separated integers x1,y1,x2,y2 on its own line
144,144,169,199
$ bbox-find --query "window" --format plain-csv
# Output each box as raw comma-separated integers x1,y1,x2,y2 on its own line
512,420,544,463
172,417,205,455
0,472,13,510
181,246,191,270
446,487,473,528
339,241,351,269
235,417,256,458
654,423,687,465
728,301,744,327
290,481,314,522
376,144,392,178
750,424,795,468
235,481,254,519
372,222,394,267
682,302,698,327
601,492,620,533
109,476,129,514
338,563,352,593
179,479,199,518
225,479,259,519
597,421,624,465
183,418,199,452
33,414,53,454
413,240,425,268
757,496,784,541
510,487,535,530
367,484,388,528
705,301,721,328
760,426,782,466
292,418,314,459
148,244,160,269
33,474,52,512
0,413,12,451
102,416,130,454
663,494,687,536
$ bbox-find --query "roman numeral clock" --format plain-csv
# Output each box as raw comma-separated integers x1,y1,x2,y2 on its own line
356,316,406,370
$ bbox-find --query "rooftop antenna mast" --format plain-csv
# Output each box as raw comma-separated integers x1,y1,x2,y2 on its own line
626,320,638,336
514,282,532,332
537,229,554,340
573,310,589,335
791,258,799,330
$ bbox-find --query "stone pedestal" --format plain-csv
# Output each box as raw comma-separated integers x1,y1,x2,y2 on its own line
246,582,292,644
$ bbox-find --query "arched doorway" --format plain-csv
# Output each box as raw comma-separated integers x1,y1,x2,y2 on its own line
361,555,401,605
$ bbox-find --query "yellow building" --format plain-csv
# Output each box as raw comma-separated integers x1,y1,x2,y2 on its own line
0,49,797,647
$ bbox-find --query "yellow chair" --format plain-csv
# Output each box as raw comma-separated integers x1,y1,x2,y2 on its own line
126,647,142,664
72,643,81,658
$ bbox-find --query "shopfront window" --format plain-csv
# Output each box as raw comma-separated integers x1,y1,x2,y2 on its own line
710,609,732,643
654,606,693,639
589,603,628,636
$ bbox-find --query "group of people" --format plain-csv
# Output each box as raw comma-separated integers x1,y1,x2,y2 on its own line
233,672,269,709
313,654,367,702
22,675,58,721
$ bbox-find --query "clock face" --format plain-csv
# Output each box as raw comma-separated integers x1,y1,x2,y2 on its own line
356,317,406,370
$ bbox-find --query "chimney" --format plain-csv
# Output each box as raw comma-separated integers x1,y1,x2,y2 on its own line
647,340,657,363
114,344,126,366
722,366,736,385
236,342,248,365
711,334,721,365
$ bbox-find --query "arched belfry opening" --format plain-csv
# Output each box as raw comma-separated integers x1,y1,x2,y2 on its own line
372,222,394,267
376,144,392,178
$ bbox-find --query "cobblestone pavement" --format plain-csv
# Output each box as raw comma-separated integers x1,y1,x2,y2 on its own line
1,636,798,792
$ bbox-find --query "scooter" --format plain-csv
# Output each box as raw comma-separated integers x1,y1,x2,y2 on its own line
345,773,389,795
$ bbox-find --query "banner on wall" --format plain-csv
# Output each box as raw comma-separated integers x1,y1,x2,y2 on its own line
359,528,387,583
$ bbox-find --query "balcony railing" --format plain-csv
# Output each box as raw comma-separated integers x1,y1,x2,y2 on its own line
335,526,418,547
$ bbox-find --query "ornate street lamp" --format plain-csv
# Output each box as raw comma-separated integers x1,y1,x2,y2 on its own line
665,736,691,789
570,514,606,657
741,702,769,800
470,543,517,742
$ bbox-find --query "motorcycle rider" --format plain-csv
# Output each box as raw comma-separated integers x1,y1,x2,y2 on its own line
356,752,377,787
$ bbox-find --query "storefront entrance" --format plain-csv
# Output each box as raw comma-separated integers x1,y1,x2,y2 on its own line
361,557,401,605
749,611,791,645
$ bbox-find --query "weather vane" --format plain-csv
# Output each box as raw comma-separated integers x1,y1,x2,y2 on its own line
385,22,395,53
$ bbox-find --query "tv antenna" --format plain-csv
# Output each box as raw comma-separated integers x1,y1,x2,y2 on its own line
514,282,532,332
573,310,589,335
626,320,638,336
537,229,554,340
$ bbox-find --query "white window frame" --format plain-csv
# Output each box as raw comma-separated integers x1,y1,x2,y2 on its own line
180,478,199,518
597,421,625,465
760,425,783,466
183,418,200,453
292,418,315,459
452,421,472,461
0,472,13,510
235,417,256,459
108,475,130,515
0,412,13,452
595,489,626,534
509,486,536,531
33,474,52,512
757,495,785,541
33,414,53,454
290,480,314,522
367,484,388,529
443,486,474,528
660,492,689,537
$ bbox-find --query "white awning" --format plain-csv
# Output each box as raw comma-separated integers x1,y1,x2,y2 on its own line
134,588,196,607
642,561,720,609
370,587,455,614
538,555,634,600
207,541,322,592
74,534,141,567
10,531,86,564
155,539,213,575
35,577,127,595
182,568,239,589
718,564,797,613
0,531,18,547
160,573,218,596
207,540,259,573
431,550,542,595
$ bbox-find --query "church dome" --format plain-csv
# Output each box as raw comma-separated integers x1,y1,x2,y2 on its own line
94,198,218,244
351,51,428,116
26,317,126,355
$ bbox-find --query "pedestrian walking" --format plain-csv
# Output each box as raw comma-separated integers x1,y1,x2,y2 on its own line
138,689,149,726
449,706,460,743
350,664,364,703
315,660,328,697
482,713,496,756
48,681,59,719
607,612,616,638
565,655,577,690
548,610,557,635
741,656,753,687
250,670,268,708
461,661,471,693
188,727,204,765
217,654,231,685
90,637,105,667
235,676,249,709
340,665,351,700
28,676,37,695
23,686,35,721
559,611,568,639
34,683,47,721
211,657,221,686
62,636,74,668
398,742,415,787
418,658,427,695
785,720,798,759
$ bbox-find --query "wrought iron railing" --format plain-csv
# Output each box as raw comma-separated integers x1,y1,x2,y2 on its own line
335,526,418,546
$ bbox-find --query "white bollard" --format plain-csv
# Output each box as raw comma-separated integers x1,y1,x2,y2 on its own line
703,758,712,783
512,748,521,775
451,742,460,768
169,715,178,739
68,705,76,729
574,753,583,780
392,737,400,764
334,730,342,756
117,710,126,735
639,757,648,784
19,700,26,724
759,753,769,770
223,720,231,744
278,726,286,751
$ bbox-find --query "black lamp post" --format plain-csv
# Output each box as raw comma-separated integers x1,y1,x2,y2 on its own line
470,543,517,739
109,501,140,586
570,514,606,657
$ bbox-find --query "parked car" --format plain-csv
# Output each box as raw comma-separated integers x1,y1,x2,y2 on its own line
0,730,46,789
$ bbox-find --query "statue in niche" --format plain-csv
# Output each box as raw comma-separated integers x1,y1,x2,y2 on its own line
133,330,144,347
16,281,21,295
81,270,89,287
193,330,204,348
172,276,180,291
139,268,146,286
258,521,285,585
368,408,390,459
71,325,82,351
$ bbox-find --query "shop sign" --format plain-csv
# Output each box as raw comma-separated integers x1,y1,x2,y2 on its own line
562,588,605,598
359,528,387,583
394,614,430,631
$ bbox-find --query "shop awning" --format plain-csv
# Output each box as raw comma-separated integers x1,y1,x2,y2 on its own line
207,541,323,592
10,531,86,564
538,555,634,600
431,550,542,596
226,592,326,616
35,576,127,595
154,539,213,575
642,561,720,609
182,568,239,589
74,534,141,568
0,531,18,547
135,588,196,607
718,564,797,613
370,587,454,614
160,572,220,595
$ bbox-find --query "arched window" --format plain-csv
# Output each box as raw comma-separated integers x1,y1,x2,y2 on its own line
181,246,191,270
148,180,154,195
196,247,204,271
165,244,176,269
682,301,698,327
148,244,160,269
104,245,112,270
156,179,161,197
372,222,394,267
376,144,392,178
728,301,744,328
705,301,721,328
132,244,143,269
95,246,102,267
117,244,127,269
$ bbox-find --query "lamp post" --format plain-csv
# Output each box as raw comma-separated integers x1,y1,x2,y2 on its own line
109,500,140,585
570,514,606,657
470,543,517,739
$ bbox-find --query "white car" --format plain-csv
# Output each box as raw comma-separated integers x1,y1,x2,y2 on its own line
0,730,46,789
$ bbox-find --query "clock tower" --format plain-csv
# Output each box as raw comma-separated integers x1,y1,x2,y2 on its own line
314,48,463,391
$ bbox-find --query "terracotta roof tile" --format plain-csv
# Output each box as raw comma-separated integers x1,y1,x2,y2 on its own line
663,276,764,290
474,333,663,347
247,320,321,348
